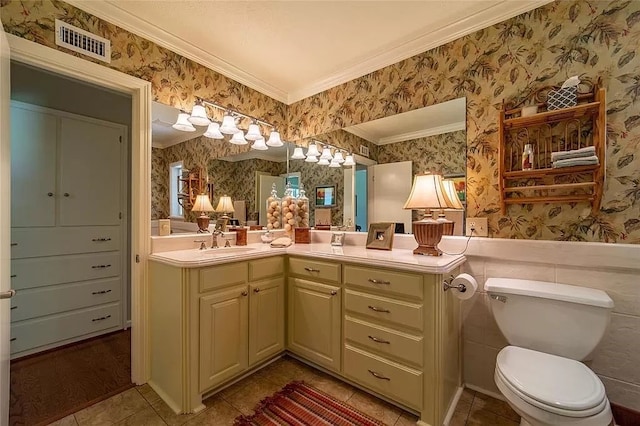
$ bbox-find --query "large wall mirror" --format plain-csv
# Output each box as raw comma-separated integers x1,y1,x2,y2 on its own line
151,97,466,235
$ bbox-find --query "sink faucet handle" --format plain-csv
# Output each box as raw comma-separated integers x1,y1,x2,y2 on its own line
224,238,232,248
193,239,207,250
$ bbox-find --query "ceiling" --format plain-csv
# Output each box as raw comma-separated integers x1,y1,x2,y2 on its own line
68,0,551,104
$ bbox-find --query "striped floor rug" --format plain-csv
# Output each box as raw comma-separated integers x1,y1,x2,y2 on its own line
235,381,386,426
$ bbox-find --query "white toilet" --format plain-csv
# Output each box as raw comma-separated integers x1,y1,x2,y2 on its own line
485,278,614,426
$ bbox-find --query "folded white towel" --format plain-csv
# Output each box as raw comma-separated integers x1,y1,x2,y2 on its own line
551,146,596,162
552,155,599,168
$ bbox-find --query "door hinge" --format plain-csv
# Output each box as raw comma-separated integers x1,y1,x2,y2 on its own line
135,255,140,263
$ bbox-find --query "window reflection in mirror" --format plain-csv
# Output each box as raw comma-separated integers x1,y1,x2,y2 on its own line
150,97,466,235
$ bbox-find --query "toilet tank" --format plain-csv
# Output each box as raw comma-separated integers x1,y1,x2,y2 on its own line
485,278,614,360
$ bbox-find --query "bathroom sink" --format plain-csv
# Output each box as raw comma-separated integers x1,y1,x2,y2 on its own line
200,247,256,256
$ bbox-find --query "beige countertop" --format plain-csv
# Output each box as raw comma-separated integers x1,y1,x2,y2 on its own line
149,242,465,274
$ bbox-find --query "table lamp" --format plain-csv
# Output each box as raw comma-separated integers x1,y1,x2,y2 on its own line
440,179,465,236
215,195,235,230
403,173,454,256
192,194,215,233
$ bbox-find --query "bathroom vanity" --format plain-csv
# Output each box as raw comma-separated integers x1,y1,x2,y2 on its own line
148,242,465,426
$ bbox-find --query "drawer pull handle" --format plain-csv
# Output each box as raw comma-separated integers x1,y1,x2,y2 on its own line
368,305,390,313
368,335,390,344
330,290,337,296
10,338,16,342
64,193,70,197
10,275,16,278
92,289,112,295
254,288,260,293
91,264,112,269
92,237,112,242
368,370,391,381
11,306,17,310
11,243,17,246
241,291,248,297
92,314,111,322
304,267,320,273
368,279,391,285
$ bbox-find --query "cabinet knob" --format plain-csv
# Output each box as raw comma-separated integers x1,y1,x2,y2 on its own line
241,291,248,297
253,288,260,293
63,193,70,197
330,290,337,296
47,192,54,197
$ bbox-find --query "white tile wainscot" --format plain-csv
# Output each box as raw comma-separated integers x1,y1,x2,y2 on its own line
148,234,467,425
438,236,640,412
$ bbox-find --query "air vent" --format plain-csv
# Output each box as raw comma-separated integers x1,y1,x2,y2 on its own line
359,145,370,157
55,19,111,63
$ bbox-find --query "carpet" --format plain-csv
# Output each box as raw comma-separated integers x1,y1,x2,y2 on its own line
235,381,387,426
9,329,132,426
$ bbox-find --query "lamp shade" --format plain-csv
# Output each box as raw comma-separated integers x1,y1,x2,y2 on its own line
320,147,333,160
266,130,283,147
291,147,306,159
251,138,268,150
245,123,262,141
305,155,318,163
329,159,341,168
306,143,321,157
343,154,355,166
191,194,215,212
188,104,211,126
403,173,450,210
229,131,248,145
172,112,196,132
442,179,464,209
220,114,240,134
333,151,345,164
203,122,224,139
317,158,330,165
215,195,235,214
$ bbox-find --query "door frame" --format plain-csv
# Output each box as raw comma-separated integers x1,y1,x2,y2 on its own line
7,34,152,384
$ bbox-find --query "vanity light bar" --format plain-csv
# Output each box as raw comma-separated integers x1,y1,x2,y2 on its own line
291,140,355,167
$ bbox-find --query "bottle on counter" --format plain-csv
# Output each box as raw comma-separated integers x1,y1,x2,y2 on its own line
266,183,281,230
522,144,534,171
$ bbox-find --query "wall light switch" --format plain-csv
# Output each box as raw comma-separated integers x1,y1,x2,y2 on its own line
466,217,488,237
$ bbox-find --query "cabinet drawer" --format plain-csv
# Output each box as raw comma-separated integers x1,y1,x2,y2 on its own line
11,252,121,290
11,278,121,322
345,290,423,331
344,345,422,410
344,265,423,300
10,302,121,355
199,262,247,293
288,257,341,284
345,316,423,367
249,256,284,282
11,226,121,259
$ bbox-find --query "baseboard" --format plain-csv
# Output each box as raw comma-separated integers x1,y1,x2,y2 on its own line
147,379,187,415
443,386,464,426
611,402,640,426
464,383,506,401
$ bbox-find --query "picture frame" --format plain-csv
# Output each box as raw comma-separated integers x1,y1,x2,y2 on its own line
331,232,345,246
215,217,228,232
366,222,395,250
444,173,466,203
315,185,336,207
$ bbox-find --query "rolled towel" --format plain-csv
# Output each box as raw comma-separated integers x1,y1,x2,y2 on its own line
551,146,596,162
552,155,599,168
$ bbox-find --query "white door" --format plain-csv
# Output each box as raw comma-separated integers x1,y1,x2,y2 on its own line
0,21,12,426
258,175,284,227
368,161,413,233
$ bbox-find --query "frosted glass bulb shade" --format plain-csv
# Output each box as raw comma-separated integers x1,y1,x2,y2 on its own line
317,158,330,166
343,155,355,166
172,113,196,132
291,147,306,159
188,104,211,126
266,130,283,147
229,131,248,145
320,147,333,160
245,123,263,141
251,138,268,150
333,151,345,163
305,155,318,163
329,159,341,168
306,143,321,157
220,114,240,134
203,122,224,139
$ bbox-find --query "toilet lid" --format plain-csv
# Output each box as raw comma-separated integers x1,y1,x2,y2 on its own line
497,346,606,413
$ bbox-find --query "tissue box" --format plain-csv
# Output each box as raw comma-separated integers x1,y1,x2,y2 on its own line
547,86,577,110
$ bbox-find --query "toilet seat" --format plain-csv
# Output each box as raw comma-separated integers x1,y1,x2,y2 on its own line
496,346,606,418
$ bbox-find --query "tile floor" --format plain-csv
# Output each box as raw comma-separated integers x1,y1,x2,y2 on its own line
48,355,520,426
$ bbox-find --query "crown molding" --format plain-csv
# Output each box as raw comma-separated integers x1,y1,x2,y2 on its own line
377,122,466,145
287,0,552,103
343,126,378,144
65,0,289,104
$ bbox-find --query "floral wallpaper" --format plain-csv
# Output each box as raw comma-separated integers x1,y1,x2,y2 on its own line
151,147,169,219
4,0,640,243
288,0,640,243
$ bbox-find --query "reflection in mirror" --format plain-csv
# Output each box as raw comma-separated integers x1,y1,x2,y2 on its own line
151,98,466,235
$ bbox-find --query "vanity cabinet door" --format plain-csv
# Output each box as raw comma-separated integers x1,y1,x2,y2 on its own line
249,277,284,366
288,278,341,372
199,285,248,392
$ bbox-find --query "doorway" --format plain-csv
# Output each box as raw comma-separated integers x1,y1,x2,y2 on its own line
355,165,368,232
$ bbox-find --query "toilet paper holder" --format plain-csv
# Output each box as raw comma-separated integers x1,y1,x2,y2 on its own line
443,275,467,293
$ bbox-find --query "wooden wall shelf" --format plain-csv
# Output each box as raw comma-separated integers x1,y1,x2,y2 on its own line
498,84,605,214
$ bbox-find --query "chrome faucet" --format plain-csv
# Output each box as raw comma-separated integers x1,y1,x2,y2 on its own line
211,230,224,248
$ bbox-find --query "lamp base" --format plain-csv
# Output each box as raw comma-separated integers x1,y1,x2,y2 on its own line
412,219,444,256
196,215,210,233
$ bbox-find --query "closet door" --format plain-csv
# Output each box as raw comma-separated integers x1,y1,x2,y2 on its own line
10,105,57,227
58,117,122,226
